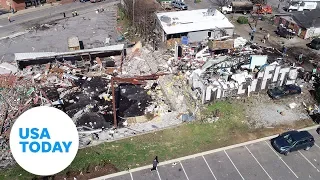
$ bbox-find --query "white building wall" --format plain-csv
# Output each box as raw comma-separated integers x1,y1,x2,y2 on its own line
305,27,320,39
187,28,234,43
225,28,234,37
314,27,320,36
188,31,211,43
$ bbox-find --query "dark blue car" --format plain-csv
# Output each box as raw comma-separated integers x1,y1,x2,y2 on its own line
271,130,314,156
267,84,301,99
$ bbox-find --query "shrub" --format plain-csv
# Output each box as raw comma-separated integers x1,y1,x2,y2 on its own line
237,16,248,24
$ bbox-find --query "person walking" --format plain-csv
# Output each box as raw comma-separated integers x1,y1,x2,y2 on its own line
150,156,159,171
298,53,303,62
250,34,254,42
282,45,287,57
8,16,12,23
266,33,270,40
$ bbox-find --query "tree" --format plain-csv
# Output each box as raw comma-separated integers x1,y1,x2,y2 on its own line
122,0,160,40
213,0,229,7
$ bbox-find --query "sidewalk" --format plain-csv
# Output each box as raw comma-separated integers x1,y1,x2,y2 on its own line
0,2,61,20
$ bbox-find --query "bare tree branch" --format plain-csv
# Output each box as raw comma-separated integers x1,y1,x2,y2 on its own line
122,0,160,40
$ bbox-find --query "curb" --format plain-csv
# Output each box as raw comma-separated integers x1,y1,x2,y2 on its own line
90,124,319,180
0,3,60,20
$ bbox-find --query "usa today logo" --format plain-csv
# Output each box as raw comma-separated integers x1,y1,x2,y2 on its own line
10,106,79,176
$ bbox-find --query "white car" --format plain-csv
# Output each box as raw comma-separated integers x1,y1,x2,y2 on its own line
171,1,188,10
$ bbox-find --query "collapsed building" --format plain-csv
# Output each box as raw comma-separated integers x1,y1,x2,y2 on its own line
1,6,318,170
167,34,305,104
0,42,181,160
190,55,299,103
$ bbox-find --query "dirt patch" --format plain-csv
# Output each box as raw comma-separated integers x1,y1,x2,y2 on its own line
38,163,119,180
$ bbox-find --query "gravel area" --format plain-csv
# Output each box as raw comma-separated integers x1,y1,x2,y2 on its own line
244,81,315,128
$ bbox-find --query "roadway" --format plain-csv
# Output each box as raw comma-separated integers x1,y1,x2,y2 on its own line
93,126,320,180
0,0,119,38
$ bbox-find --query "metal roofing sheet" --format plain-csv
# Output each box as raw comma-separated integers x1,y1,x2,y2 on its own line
15,44,125,61
14,52,58,61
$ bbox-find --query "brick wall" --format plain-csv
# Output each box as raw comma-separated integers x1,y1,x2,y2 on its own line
0,0,10,10
58,0,74,5
13,0,25,11
274,16,280,26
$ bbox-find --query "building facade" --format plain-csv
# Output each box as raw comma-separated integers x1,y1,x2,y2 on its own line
274,9,320,39
0,0,72,11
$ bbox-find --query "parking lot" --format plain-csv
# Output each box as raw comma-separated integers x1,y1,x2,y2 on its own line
94,127,320,180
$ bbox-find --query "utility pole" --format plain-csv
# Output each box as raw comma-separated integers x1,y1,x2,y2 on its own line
133,0,135,26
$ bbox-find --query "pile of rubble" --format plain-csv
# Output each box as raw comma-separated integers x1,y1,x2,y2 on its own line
1,38,204,166
1,33,317,169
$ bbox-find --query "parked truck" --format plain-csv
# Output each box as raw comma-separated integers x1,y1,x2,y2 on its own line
221,1,254,14
286,0,318,12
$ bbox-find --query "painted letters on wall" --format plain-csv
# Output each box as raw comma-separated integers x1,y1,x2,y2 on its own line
201,65,298,103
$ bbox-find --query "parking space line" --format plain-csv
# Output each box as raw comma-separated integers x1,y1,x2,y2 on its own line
156,169,162,180
130,171,133,180
298,151,320,172
245,146,273,180
224,150,245,180
264,141,299,178
202,155,217,180
314,143,320,149
179,161,190,180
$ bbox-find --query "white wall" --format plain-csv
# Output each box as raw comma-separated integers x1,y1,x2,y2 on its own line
187,28,234,43
305,27,320,39
188,31,210,43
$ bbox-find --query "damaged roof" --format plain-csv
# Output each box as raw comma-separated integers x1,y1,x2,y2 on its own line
156,9,234,35
15,44,125,61
292,9,320,28
0,62,18,74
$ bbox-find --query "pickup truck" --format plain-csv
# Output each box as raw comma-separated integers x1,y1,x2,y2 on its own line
172,1,188,10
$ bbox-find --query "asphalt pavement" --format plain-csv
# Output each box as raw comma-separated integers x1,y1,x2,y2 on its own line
0,0,119,38
93,126,320,180
184,0,290,13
